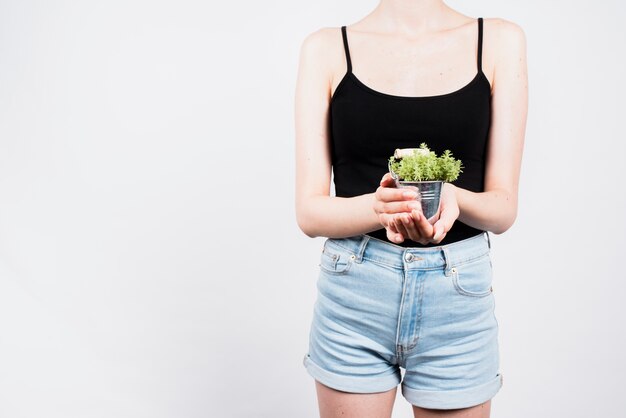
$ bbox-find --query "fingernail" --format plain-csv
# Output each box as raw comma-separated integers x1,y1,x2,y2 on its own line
408,202,420,209
403,191,417,198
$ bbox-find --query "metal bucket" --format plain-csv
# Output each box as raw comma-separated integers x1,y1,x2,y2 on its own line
395,180,443,220
388,160,443,220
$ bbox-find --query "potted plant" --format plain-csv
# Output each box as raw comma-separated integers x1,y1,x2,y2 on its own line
388,143,463,221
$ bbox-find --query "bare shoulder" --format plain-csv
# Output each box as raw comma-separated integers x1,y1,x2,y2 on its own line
299,26,343,67
480,17,527,90
297,26,346,98
301,26,341,47
483,17,527,55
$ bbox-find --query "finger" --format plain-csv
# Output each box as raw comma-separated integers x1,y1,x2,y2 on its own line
386,227,404,244
387,216,399,234
381,215,407,247
432,207,458,242
432,221,446,243
380,172,396,187
387,217,405,243
379,213,397,231
377,199,421,215
376,185,419,203
400,212,424,243
431,231,448,245
411,209,434,239
394,215,411,241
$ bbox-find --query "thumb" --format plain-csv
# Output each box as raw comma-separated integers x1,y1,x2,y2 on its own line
380,172,396,187
432,221,444,242
432,214,453,242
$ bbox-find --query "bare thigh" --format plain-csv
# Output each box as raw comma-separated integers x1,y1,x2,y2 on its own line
315,380,397,418
412,400,491,418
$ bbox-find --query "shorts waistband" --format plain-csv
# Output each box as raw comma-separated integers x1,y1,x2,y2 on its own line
324,232,491,273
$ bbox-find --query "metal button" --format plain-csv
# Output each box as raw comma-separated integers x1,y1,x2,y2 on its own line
404,253,414,262
350,254,356,261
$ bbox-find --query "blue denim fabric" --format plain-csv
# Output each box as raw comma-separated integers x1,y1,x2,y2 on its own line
303,232,503,410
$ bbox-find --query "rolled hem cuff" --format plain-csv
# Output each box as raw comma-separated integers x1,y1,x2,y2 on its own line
303,353,400,394
402,373,503,410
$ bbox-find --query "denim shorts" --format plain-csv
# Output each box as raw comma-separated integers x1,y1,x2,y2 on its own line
303,232,503,410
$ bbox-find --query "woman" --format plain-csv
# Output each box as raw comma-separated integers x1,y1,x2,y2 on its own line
294,0,528,416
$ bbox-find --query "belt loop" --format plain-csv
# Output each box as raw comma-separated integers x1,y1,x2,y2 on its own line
442,246,452,275
356,234,370,263
485,231,491,249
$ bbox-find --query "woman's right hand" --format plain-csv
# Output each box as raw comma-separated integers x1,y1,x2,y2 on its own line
373,173,422,244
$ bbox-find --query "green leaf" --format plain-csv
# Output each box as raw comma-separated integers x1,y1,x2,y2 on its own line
389,143,463,182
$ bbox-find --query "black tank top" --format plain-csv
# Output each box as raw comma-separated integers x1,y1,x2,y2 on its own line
330,17,491,247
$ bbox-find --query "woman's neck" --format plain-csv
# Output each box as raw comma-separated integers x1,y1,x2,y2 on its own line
372,0,451,35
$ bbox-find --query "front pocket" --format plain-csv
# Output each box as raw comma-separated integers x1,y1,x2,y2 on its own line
318,243,354,275
451,253,493,297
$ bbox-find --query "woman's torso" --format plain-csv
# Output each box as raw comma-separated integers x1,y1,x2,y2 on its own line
329,17,491,247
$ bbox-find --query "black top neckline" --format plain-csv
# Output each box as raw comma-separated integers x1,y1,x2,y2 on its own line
333,18,489,103
330,70,490,103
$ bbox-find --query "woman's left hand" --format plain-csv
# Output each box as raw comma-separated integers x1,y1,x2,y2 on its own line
393,183,460,245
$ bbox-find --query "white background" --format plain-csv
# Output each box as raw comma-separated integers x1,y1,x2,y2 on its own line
0,1,624,417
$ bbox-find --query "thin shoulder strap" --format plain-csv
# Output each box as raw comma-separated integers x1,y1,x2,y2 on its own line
477,17,484,73
341,26,353,73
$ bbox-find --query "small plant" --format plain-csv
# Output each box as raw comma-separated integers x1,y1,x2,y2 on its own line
388,143,463,182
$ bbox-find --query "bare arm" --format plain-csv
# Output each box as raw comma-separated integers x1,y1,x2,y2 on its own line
455,18,528,234
294,28,417,238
